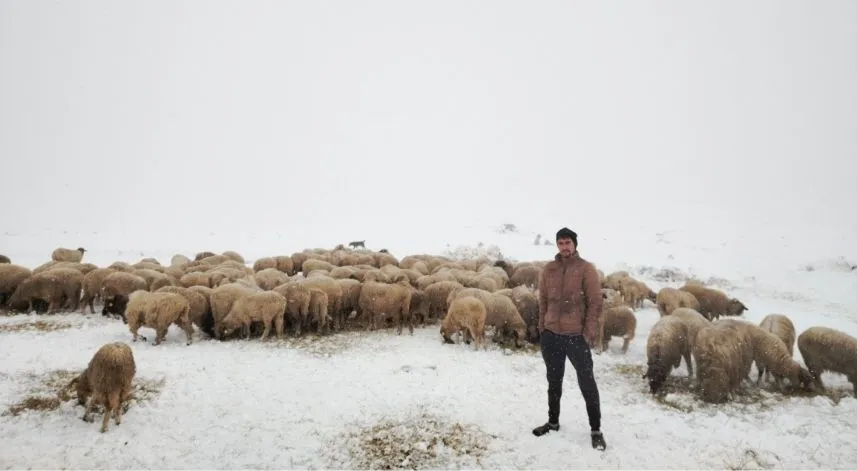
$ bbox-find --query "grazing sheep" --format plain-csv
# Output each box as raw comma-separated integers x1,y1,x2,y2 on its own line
616,277,656,309
124,290,194,345
134,268,174,291
51,246,86,262
642,315,693,394
273,282,311,336
596,306,637,354
692,319,757,403
441,295,487,349
101,272,148,318
210,283,260,336
297,276,344,330
0,264,32,308
668,308,711,348
496,288,540,343
79,268,117,314
656,287,701,317
751,328,813,391
797,326,857,393
156,285,215,338
194,251,216,261
447,287,527,347
218,291,287,341
221,250,245,264
601,288,626,310
509,265,541,289
108,261,134,272
423,280,465,321
307,288,330,334
180,271,211,288
409,288,430,325
602,271,630,291
0,255,10,264
253,257,278,273
358,274,414,335
756,314,797,384
7,268,83,313
302,258,337,276
254,268,289,291
67,342,136,433
679,283,747,320
334,278,362,324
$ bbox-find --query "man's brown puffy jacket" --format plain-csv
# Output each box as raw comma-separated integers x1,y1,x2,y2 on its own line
537,251,603,343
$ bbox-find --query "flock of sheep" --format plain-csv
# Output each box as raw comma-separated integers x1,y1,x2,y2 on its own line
0,244,856,434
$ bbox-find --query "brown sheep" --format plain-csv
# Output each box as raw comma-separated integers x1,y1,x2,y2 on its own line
101,272,148,318
668,308,711,348
750,328,813,391
221,250,245,264
79,267,117,314
134,268,174,291
440,295,487,349
601,288,626,310
596,306,637,354
252,257,278,273
616,277,656,309
210,283,260,337
409,288,430,325
496,287,539,343
358,274,413,334
0,254,10,264
194,251,217,261
273,282,311,336
180,271,211,288
7,268,83,313
643,315,693,394
0,264,32,309
679,283,747,320
302,258,336,275
51,246,86,262
797,326,857,393
108,261,134,272
423,280,464,321
254,268,289,291
692,319,757,403
509,265,541,289
307,288,330,334
170,254,191,267
218,290,287,340
656,287,701,317
756,314,797,384
124,290,194,345
447,287,527,347
156,285,215,338
297,276,344,330
335,278,362,325
67,342,136,433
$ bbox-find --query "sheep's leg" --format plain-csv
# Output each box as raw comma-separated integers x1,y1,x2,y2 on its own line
395,311,403,335
100,391,119,433
683,351,693,377
621,337,631,354
260,319,271,341
275,315,284,340
408,311,414,336
182,322,193,345
756,366,765,385
154,327,167,345
82,395,96,423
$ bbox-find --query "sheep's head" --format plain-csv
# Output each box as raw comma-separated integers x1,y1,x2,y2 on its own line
728,299,748,315
643,362,669,394
67,372,91,406
697,368,730,403
439,324,455,344
796,367,815,390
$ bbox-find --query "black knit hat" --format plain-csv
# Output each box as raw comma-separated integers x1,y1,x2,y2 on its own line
556,227,578,246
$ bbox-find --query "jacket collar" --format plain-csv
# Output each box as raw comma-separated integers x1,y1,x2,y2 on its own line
554,250,580,263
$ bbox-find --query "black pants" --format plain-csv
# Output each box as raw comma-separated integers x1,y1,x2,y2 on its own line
540,329,601,431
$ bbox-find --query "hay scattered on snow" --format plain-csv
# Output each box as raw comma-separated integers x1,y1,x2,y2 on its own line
0,320,74,333
325,409,496,470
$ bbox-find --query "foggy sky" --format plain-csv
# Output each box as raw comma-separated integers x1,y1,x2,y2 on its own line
1,0,855,251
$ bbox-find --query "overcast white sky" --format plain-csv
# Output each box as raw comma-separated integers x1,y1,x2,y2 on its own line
1,0,855,249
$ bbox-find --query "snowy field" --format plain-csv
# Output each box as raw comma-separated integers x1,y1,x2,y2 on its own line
0,224,856,470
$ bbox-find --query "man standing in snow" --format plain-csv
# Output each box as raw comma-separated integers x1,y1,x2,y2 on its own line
532,227,606,451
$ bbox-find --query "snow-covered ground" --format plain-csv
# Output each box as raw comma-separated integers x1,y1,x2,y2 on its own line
1,224,856,470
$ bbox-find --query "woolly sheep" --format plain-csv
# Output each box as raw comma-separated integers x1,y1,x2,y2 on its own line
180,271,211,288
171,254,191,267
297,276,344,330
101,272,148,318
79,267,117,314
134,268,174,291
602,271,630,290
0,264,32,309
797,326,857,393
254,268,289,291
679,283,747,320
108,261,134,272
68,342,136,433
302,258,336,275
643,315,693,394
7,268,83,313
133,261,164,273
335,278,362,323
596,306,637,354
273,282,311,336
218,290,287,340
124,290,194,345
0,255,10,264
358,274,413,335
668,308,711,347
692,319,757,403
307,288,331,334
601,288,626,310
447,287,527,347
656,287,701,317
750,328,813,391
51,246,86,262
194,251,216,261
210,283,260,336
509,265,541,289
221,250,245,264
423,280,465,321
756,314,797,384
253,257,278,273
409,288,430,325
156,285,215,338
440,295,487,349
274,255,295,275
616,277,656,309
496,287,539,343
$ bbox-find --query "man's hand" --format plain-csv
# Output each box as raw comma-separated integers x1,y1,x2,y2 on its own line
584,334,595,349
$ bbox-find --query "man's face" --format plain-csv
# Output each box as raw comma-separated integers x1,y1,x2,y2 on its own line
556,237,575,257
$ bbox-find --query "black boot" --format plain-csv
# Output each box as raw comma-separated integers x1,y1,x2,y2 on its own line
532,422,559,437
591,431,606,450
